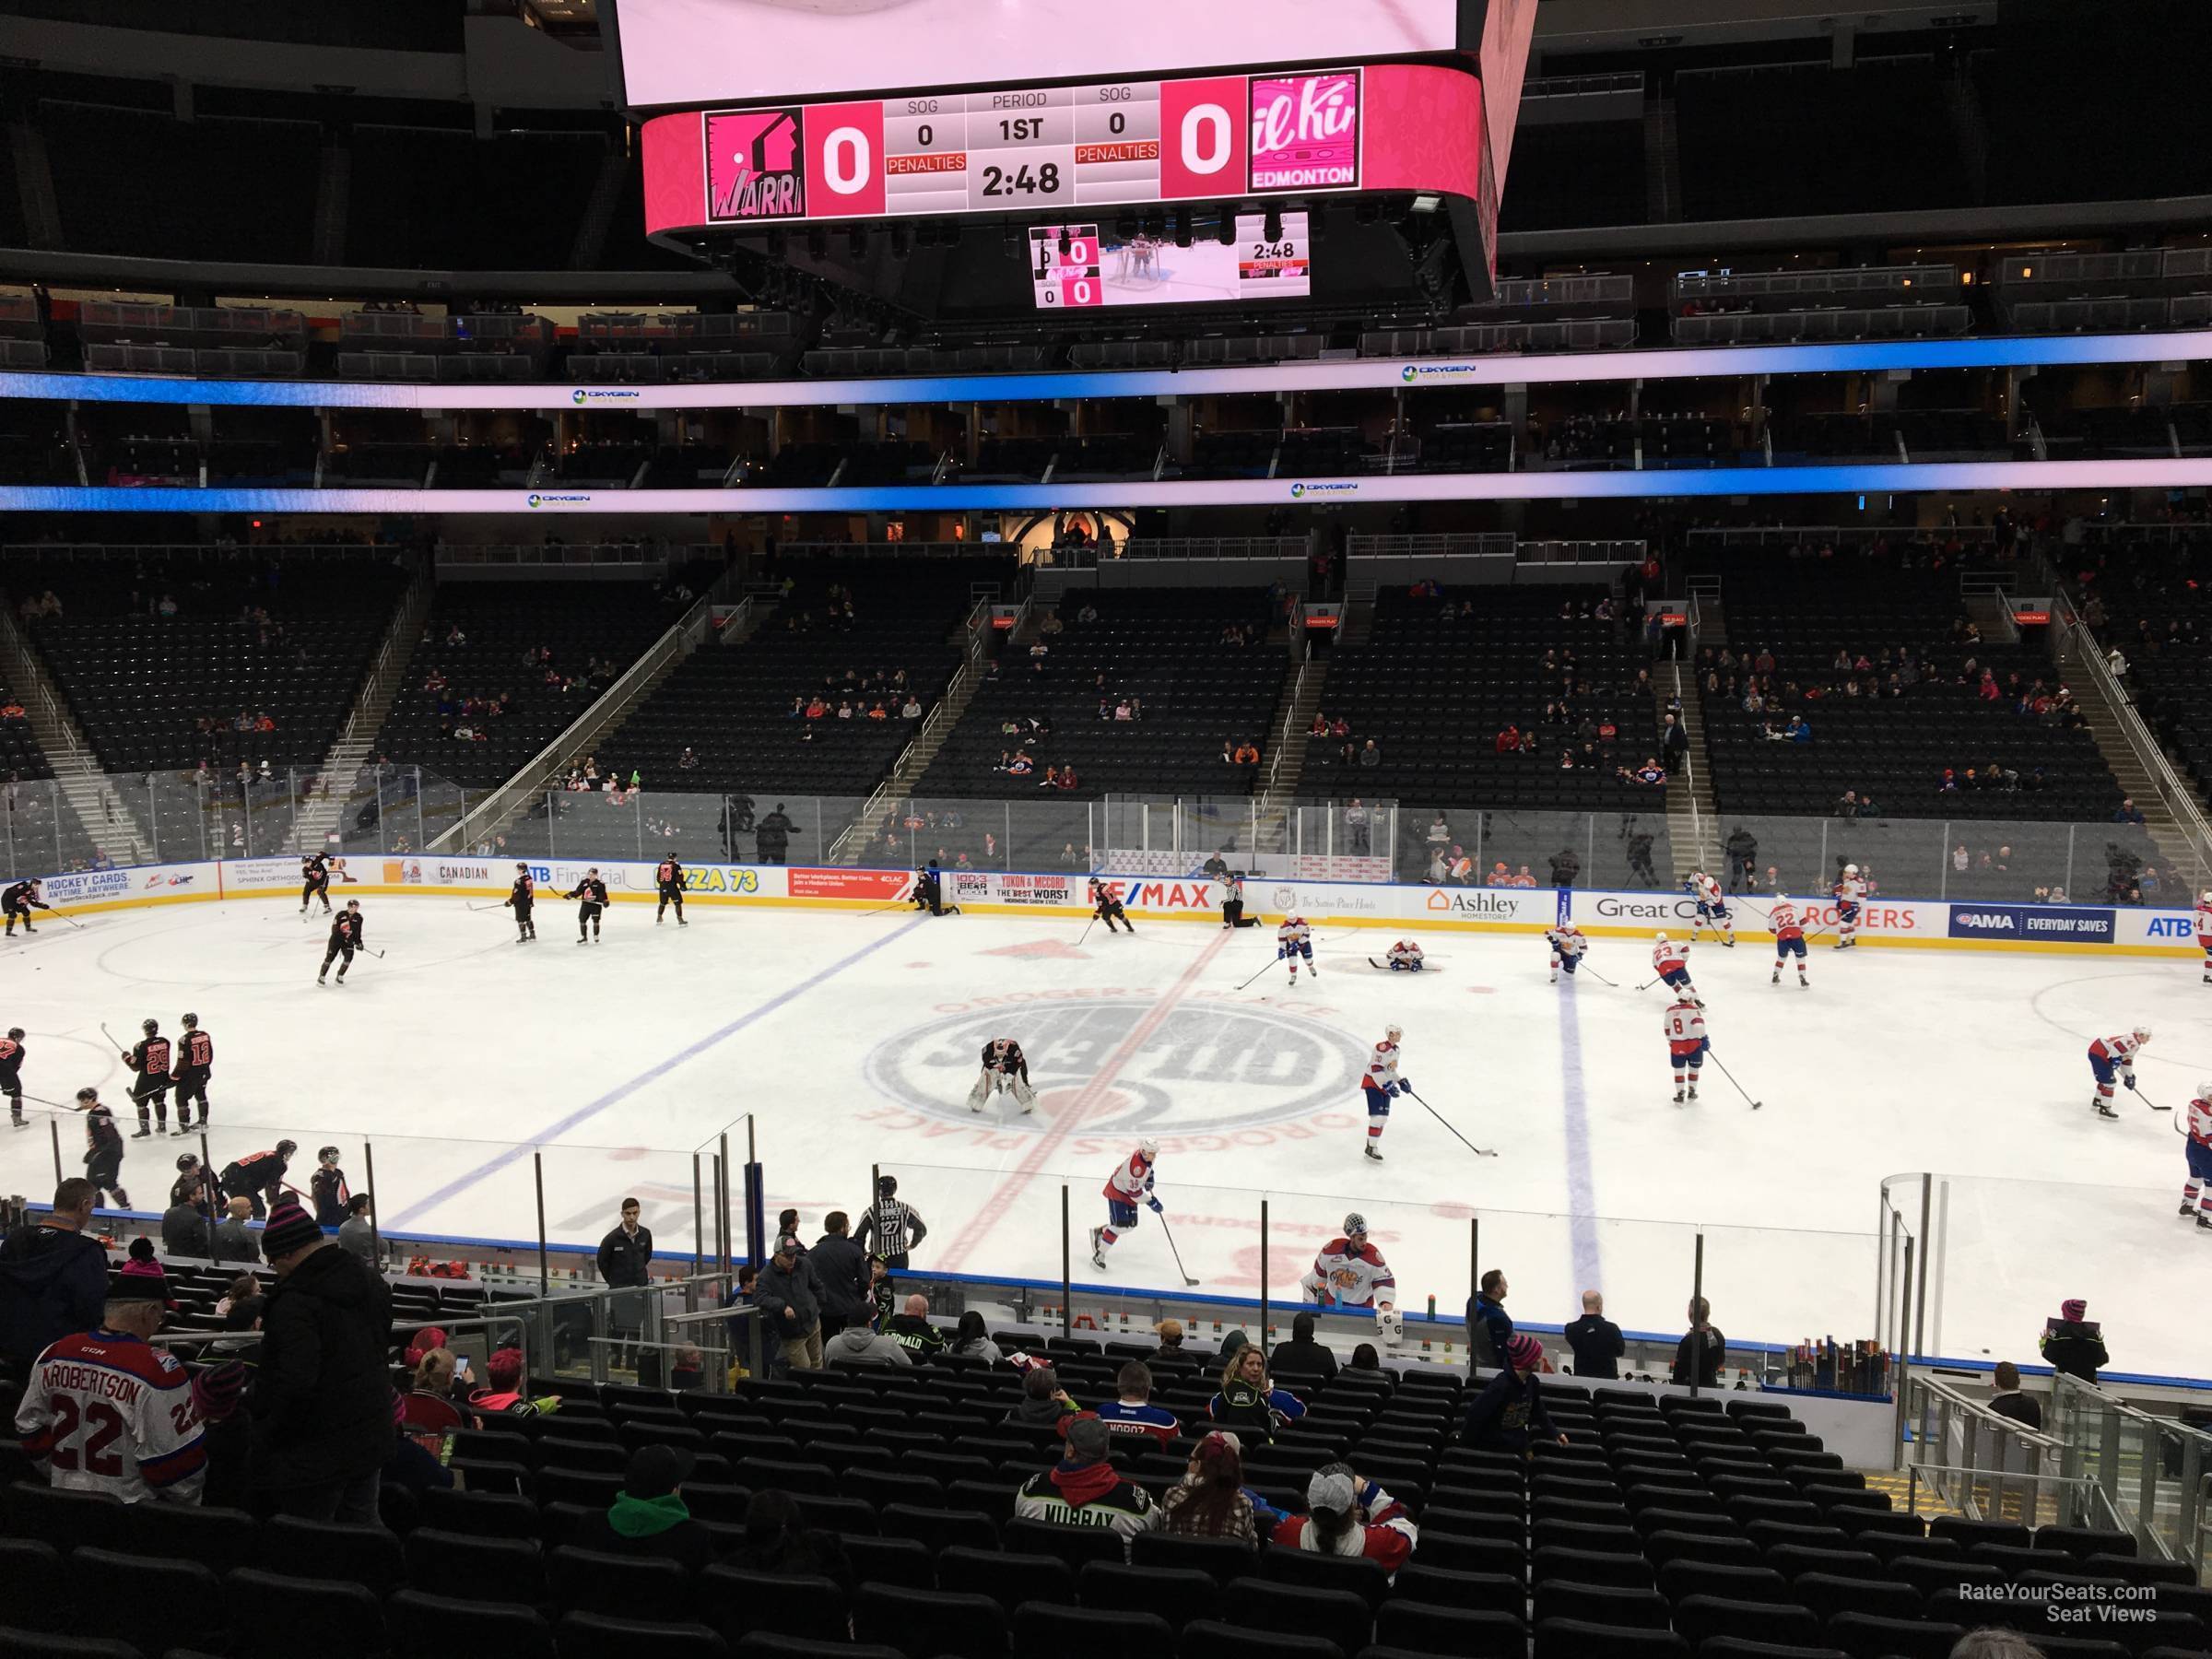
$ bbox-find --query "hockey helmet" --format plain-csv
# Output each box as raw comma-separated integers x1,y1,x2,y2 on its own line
181,1013,198,1030
6,1027,21,1040
1383,1023,1403,1041
141,1018,159,1035
2200,1080,2212,1101
1844,863,1859,877
176,1153,199,1171
1343,1212,1368,1237
1138,1138,1159,1160
2203,890,2212,907
1772,890,1789,902
585,867,599,877
1653,931,1668,945
2134,1024,2153,1043
276,1138,298,1157
516,862,530,872
318,1146,341,1163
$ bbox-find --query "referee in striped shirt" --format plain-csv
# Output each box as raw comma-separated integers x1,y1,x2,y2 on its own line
855,1174,926,1269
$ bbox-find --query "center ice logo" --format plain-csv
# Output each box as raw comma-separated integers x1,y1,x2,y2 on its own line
865,997,1370,1138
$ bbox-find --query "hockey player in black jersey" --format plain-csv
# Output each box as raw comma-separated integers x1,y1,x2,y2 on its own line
319,900,364,984
910,859,959,917
3,877,50,935
218,1138,295,1219
310,1146,351,1227
504,864,537,942
300,851,333,915
171,1152,220,1220
566,869,609,943
654,855,687,926
0,1027,24,1128
79,1088,127,1207
123,1018,174,1138
169,1012,213,1132
1088,877,1134,934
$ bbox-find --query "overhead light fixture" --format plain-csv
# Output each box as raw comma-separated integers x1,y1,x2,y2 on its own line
1173,210,1193,248
1263,207,1283,241
1411,194,1442,214
806,228,828,260
848,224,868,259
889,225,910,260
1218,211,1238,246
1058,229,1072,256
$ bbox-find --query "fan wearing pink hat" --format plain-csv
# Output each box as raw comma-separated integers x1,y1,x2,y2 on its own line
2040,1297,2109,1383
1462,1331,1569,1458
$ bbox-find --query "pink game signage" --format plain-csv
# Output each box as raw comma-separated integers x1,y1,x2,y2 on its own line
1248,72,1361,192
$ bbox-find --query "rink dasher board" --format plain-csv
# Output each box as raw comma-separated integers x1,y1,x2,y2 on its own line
18,858,2203,957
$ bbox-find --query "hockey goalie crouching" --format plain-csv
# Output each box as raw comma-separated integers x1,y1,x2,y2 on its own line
1300,1212,1403,1347
967,1037,1036,1114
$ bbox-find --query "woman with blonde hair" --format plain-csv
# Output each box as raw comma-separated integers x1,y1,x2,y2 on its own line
1207,1343,1307,1443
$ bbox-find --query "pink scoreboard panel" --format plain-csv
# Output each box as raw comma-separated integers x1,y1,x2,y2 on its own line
641,62,1484,236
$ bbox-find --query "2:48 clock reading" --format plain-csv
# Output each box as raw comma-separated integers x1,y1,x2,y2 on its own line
981,161,1064,198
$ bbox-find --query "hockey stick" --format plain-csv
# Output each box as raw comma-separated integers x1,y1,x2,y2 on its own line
1706,1052,1764,1112
465,901,505,912
1077,914,1098,947
1155,1211,1201,1287
53,910,83,931
1235,958,1281,991
1404,1088,1499,1158
1580,964,1619,987
99,1021,123,1053
2130,1082,2171,1112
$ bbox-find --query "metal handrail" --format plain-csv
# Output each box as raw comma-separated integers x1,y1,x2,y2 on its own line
2051,1371,2212,1569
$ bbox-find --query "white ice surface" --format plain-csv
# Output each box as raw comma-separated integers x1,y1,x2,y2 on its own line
2,896,2200,1379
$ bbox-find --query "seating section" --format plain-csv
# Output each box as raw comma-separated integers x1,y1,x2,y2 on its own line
915,588,1287,803
1317,585,1671,883
18,552,408,775
1698,553,2129,828
2065,531,2212,810
8,1333,2197,1659
371,572,719,792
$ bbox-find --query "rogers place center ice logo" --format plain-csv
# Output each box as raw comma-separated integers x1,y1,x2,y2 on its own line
865,996,1370,1137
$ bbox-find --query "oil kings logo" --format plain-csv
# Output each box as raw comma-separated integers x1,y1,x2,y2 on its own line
865,997,1370,1137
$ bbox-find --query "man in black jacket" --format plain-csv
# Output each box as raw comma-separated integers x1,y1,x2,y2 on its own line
246,1196,394,1523
1986,1360,2044,1430
1564,1289,1624,1380
0,1179,109,1376
597,1197,653,1369
1672,1297,1725,1389
754,1233,822,1374
884,1292,948,1360
810,1211,871,1341
160,1193,214,1260
1268,1312,1339,1382
574,1444,714,1571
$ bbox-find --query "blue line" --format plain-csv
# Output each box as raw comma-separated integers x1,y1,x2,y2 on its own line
1557,929,1605,1295
385,913,928,1227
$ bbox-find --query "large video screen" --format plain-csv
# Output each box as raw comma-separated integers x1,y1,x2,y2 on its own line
1029,214,1310,309
613,0,1461,111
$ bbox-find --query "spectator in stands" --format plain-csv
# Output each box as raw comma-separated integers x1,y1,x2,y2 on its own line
885,1292,947,1360
1057,765,1079,791
213,1196,261,1264
0,1178,109,1373
1673,1297,1726,1387
1269,1312,1339,1382
1008,1365,1081,1431
2040,1297,2108,1383
1564,1290,1624,1380
1232,740,1261,767
575,1444,714,1571
2115,797,2147,825
1950,1631,2053,1659
161,1186,214,1259
1161,1429,1261,1540
810,1211,870,1341
755,1232,823,1374
1548,847,1582,888
824,1309,912,1368
1208,1345,1307,1443
1466,1269,1512,1368
948,1310,1001,1364
1274,1464,1418,1578
1512,866,1537,888
335,1195,376,1267
1150,1318,1187,1361
1487,861,1512,888
1495,723,1521,754
2140,865,2163,903
901,694,922,719
1359,738,1381,769
597,1197,653,1367
1425,848,1449,884
1015,1413,1159,1548
729,1488,856,1595
1094,1360,1179,1448
677,747,700,771
246,1197,394,1524
1465,1334,1566,1458
1986,1360,2043,1430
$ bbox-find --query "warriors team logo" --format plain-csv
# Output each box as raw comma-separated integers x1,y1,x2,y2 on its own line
865,995,1370,1138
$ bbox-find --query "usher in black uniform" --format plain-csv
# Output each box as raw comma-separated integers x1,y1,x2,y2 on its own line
300,852,333,914
566,871,609,943
655,856,687,925
169,1013,213,1132
320,902,364,983
504,865,537,941
124,1019,174,1137
1088,877,1134,934
3,878,50,935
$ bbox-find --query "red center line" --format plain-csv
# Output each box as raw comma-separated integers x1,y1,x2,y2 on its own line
937,927,1234,1270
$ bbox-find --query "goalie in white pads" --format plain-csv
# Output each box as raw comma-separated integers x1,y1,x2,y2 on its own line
1546,923,1587,983
1089,1139,1161,1267
1277,914,1316,983
1300,1213,1402,1346
966,1038,1037,1114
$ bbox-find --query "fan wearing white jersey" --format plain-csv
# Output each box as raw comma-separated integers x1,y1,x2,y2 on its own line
1687,869,1735,947
1546,923,1587,984
1664,995,1710,1104
1300,1212,1402,1344
1359,1024,1408,1161
1089,1139,1162,1267
2087,1025,2151,1121
1277,914,1316,983
1832,865,1865,948
1652,933,1700,1005
2182,1084,2212,1232
965,1037,1037,1115
2196,890,2212,985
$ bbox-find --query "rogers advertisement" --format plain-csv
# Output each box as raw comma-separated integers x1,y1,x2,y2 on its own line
614,0,1460,110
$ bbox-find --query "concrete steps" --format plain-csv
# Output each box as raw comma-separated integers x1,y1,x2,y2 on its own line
1252,657,1330,852
1661,661,1719,876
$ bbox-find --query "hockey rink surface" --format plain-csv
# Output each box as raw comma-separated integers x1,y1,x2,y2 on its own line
2,894,2200,1379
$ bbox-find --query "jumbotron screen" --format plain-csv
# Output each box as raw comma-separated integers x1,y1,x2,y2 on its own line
611,0,1461,110
1029,214,1310,309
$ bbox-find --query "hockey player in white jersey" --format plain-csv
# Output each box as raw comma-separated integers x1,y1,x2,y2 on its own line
1832,865,1865,949
1687,869,1736,947
1664,994,1710,1104
966,1037,1037,1115
1381,939,1426,972
1277,914,1316,983
2181,1083,2212,1231
1089,1139,1162,1267
1651,933,1700,1005
2196,890,2212,985
1768,892,1810,988
2087,1025,2151,1120
1359,1024,1408,1161
1300,1212,1402,1345
1546,923,1587,984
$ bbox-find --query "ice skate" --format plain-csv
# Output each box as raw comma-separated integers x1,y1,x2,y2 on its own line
2183,1201,2200,1217
1088,1227,1106,1269
171,1123,193,1136
131,1125,152,1139
1688,1083,1699,1101
1672,1086,1685,1105
1363,1142,1383,1161
2199,1214,2212,1232
2094,1099,2118,1120
1771,969,1780,984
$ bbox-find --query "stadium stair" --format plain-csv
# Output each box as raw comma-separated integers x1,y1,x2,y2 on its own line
1661,660,1719,874
0,606,148,865
291,559,436,853
2071,674,2205,878
1251,656,1328,851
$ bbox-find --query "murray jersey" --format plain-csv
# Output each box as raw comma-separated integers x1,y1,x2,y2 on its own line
1664,1000,1709,1055
1103,1149,1157,1205
1769,901,1805,942
128,1037,172,1081
655,858,683,889
1301,1237,1396,1310
509,874,535,905
1363,1038,1402,1094
567,878,609,905
1833,877,1865,911
16,1329,206,1502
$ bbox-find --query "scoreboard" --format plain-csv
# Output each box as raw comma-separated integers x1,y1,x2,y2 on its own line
1028,214,1312,310
642,61,1485,236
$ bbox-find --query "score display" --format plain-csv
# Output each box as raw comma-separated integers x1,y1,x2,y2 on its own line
641,62,1486,236
1030,214,1311,309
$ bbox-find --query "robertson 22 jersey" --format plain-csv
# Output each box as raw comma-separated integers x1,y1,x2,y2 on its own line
15,1329,207,1503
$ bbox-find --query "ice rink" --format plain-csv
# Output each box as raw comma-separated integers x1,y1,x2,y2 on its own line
2,892,2199,1378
